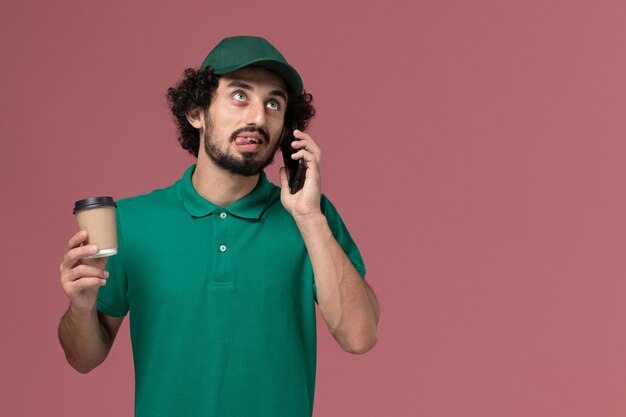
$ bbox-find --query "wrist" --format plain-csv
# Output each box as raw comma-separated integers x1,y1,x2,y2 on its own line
294,211,325,228
68,303,98,321
294,212,331,240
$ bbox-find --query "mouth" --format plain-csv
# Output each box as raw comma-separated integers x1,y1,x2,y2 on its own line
233,133,266,153
234,135,264,152
234,135,263,145
231,126,269,143
231,126,269,152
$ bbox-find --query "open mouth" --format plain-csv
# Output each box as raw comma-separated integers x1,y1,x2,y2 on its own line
231,126,269,146
234,136,263,146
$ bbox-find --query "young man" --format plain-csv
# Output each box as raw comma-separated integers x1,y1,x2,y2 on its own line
59,36,379,417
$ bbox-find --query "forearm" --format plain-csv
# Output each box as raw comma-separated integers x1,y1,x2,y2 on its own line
58,306,112,373
297,214,379,354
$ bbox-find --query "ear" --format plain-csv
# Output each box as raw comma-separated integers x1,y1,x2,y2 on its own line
185,108,204,129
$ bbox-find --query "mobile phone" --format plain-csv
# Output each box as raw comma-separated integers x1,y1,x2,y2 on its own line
281,120,306,194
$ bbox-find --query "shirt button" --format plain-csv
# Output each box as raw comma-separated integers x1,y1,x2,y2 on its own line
219,245,227,252
220,212,227,219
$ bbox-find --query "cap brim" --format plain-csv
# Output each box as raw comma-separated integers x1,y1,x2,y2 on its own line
212,58,303,94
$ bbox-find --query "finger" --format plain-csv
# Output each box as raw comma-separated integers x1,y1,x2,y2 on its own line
293,130,320,147
66,230,88,252
291,151,320,182
291,138,314,149
293,129,312,141
62,244,100,271
291,141,321,160
291,135,320,149
66,277,107,294
65,264,109,283
291,130,316,150
291,140,321,165
291,149,318,165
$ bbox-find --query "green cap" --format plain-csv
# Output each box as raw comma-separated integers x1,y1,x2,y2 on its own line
200,36,303,94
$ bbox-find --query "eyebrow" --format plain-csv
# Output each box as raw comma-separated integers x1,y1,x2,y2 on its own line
226,80,288,102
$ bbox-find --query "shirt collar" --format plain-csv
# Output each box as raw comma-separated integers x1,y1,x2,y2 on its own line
178,164,272,220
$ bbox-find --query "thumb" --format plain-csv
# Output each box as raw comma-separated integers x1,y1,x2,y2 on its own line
279,167,289,191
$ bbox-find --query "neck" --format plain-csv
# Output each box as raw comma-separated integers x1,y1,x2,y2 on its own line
192,153,260,207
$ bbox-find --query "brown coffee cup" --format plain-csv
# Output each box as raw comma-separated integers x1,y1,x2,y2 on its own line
73,196,118,258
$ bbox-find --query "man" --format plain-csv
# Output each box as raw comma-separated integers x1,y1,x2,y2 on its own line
58,36,379,417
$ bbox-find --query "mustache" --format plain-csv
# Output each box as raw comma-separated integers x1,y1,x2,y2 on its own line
230,125,269,143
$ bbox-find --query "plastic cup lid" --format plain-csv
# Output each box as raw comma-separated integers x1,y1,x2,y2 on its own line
73,196,117,214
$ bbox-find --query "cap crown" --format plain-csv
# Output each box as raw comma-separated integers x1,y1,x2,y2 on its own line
200,36,303,94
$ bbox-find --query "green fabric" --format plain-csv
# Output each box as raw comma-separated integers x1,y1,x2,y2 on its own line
200,36,303,94
97,164,365,417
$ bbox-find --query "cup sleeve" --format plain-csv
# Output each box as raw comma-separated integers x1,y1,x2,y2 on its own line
96,204,129,317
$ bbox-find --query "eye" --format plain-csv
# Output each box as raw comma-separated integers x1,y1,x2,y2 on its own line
266,100,280,111
232,91,246,102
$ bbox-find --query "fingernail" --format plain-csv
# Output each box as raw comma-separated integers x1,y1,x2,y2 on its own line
101,280,107,286
90,246,99,253
104,271,110,278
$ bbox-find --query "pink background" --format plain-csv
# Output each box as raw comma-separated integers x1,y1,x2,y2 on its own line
2,0,626,416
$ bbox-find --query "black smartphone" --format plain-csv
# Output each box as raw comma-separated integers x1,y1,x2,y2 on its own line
281,120,306,194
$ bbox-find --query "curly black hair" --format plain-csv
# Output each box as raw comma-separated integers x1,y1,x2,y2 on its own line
166,66,315,157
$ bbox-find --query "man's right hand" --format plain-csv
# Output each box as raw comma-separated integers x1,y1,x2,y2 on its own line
60,230,109,312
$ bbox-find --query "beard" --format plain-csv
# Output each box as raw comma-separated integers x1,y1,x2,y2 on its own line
202,118,281,177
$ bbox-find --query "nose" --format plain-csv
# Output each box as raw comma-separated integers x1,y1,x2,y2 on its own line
245,99,267,127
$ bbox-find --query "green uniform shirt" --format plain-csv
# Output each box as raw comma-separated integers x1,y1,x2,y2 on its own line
97,164,366,417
